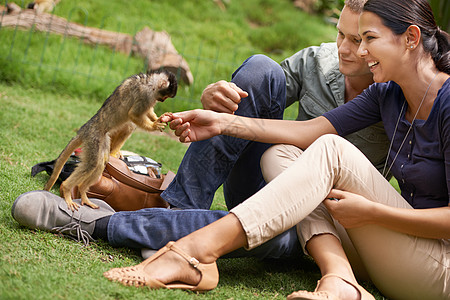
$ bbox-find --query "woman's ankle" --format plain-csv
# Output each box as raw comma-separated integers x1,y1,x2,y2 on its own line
317,275,361,300
175,213,247,262
174,238,219,264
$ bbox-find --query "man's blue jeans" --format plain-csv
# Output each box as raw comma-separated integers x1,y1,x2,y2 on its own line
107,55,301,259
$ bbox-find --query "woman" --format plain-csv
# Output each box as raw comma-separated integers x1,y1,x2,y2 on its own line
104,0,450,299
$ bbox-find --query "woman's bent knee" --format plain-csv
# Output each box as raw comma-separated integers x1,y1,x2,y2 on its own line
260,144,304,182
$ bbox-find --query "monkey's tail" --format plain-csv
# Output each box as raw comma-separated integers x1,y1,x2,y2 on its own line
44,136,82,191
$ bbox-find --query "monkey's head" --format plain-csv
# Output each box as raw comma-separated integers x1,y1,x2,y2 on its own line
126,70,177,103
148,70,178,102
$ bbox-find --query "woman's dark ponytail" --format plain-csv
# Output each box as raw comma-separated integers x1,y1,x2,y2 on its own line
364,0,450,75
433,28,450,74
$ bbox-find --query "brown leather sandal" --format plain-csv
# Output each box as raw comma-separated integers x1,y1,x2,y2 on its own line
103,241,219,291
287,273,375,300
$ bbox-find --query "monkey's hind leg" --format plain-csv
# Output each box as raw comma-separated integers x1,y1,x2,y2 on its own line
76,167,103,210
59,173,83,211
77,139,112,209
60,162,103,210
109,123,135,158
60,142,109,210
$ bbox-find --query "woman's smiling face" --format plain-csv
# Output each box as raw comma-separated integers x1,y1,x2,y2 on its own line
357,11,407,83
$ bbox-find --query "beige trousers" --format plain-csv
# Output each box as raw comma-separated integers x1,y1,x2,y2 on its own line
230,134,449,300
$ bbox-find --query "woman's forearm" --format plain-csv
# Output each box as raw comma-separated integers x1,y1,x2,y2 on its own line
371,203,450,239
219,114,336,149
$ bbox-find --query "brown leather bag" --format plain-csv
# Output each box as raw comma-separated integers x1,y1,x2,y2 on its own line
65,156,174,211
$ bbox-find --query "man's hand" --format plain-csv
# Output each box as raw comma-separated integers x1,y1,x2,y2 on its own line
323,189,377,229
160,110,223,143
201,81,248,113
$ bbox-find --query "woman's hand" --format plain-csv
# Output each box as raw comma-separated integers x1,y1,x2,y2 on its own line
323,189,376,229
160,110,223,143
324,189,450,239
201,81,248,114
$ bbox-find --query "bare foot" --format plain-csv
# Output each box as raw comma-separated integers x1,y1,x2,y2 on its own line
103,241,219,290
142,246,201,286
317,275,361,300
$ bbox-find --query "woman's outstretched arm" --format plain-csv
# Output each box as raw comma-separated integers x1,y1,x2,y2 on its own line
160,109,337,149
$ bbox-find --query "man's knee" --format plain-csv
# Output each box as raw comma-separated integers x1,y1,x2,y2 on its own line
260,144,304,182
240,54,282,74
233,55,285,88
232,55,286,119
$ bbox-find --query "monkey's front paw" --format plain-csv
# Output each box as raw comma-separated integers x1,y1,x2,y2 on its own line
153,121,166,132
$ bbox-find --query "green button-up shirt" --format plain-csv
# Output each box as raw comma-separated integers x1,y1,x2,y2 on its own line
281,42,390,173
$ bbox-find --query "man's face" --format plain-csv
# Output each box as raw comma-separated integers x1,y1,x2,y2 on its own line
336,6,372,77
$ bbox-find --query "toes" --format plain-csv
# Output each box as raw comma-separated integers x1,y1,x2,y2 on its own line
68,202,79,211
81,199,99,209
103,267,146,287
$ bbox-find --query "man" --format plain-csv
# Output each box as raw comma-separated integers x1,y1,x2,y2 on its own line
12,0,388,260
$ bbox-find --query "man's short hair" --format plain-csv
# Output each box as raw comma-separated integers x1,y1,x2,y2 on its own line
344,0,367,13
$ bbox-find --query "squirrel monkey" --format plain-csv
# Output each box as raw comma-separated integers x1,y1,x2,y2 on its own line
44,70,177,211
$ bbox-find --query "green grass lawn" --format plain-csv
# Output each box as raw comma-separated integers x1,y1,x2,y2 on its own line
0,0,389,298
